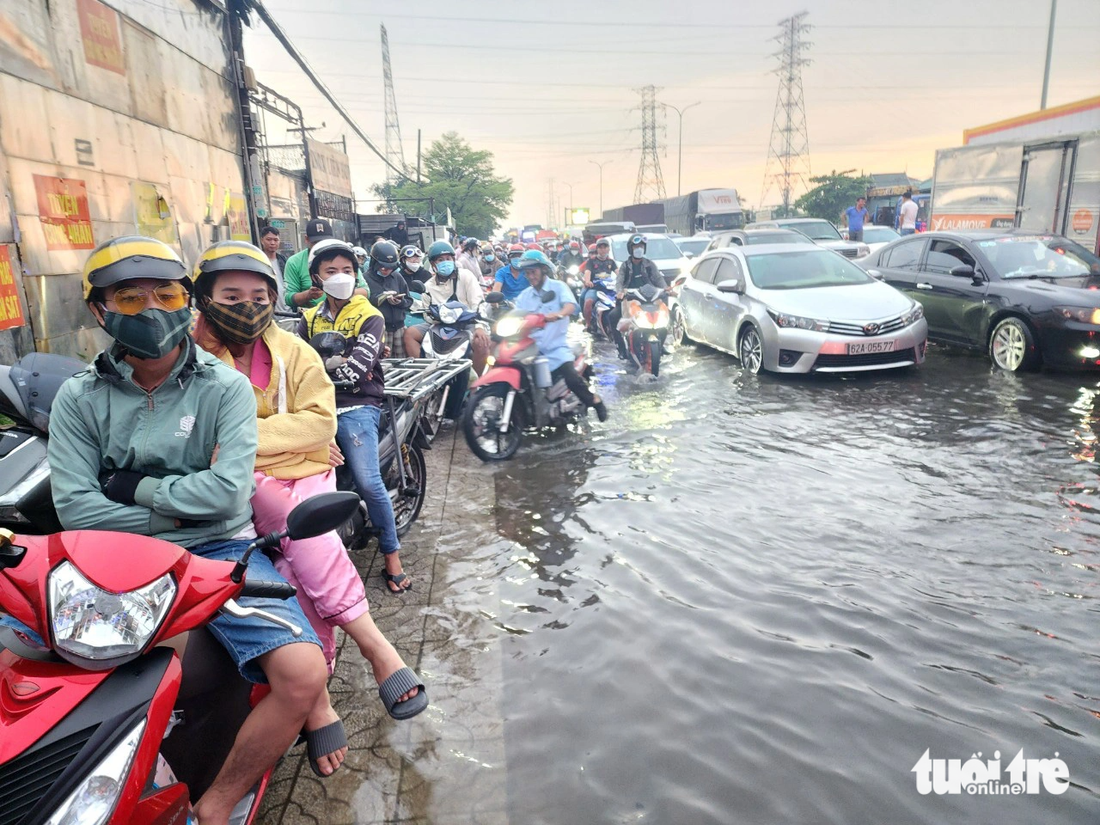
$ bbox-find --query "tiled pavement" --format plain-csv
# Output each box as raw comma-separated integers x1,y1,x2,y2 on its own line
258,431,512,825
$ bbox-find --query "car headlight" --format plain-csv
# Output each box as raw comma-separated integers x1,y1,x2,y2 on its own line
766,309,829,332
49,561,176,668
1056,306,1100,325
45,719,146,825
495,316,524,338
902,302,924,326
438,305,461,325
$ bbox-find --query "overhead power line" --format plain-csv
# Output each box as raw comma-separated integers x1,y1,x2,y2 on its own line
246,0,415,183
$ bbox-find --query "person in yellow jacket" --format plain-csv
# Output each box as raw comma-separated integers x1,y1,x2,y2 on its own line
192,241,428,776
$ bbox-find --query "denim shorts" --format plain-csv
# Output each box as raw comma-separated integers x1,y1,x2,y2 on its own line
195,539,322,683
0,539,321,685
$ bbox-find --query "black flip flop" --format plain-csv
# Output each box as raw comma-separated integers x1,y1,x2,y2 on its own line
302,720,347,777
382,571,412,595
378,666,429,720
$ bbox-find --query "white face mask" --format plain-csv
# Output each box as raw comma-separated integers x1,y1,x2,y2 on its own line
323,273,356,300
632,248,644,260
406,260,422,272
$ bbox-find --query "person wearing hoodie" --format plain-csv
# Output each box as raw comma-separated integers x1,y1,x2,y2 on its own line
365,240,413,357
32,235,329,822
191,240,427,772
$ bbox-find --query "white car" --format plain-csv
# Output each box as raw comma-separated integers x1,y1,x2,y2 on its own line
605,232,692,285
842,224,901,258
678,246,927,374
746,218,870,260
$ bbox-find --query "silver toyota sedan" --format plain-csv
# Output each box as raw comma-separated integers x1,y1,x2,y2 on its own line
678,245,928,374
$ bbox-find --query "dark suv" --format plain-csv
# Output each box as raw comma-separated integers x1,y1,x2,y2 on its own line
860,230,1100,371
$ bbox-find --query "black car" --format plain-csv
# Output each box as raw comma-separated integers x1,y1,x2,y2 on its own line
860,230,1100,371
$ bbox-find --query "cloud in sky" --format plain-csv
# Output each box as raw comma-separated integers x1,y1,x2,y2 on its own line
244,0,1100,230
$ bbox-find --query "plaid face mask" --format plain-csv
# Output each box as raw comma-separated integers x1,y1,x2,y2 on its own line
204,300,274,345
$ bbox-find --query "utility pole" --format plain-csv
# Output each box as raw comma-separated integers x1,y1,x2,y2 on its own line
589,159,612,217
634,85,666,203
662,101,701,197
416,129,422,184
227,0,264,241
562,181,574,212
1040,0,1057,109
547,178,556,229
760,12,812,216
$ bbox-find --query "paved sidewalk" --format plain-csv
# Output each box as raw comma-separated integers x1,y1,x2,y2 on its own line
258,431,512,825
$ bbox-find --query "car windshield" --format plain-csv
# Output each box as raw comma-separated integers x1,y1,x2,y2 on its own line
611,237,683,262
779,220,844,241
980,236,1100,279
676,239,710,256
745,249,875,290
747,230,814,246
863,227,900,243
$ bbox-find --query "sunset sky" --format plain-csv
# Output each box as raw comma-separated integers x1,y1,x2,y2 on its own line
243,0,1100,230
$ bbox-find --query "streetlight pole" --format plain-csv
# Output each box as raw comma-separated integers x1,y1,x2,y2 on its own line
662,101,701,197
588,159,612,217
1040,0,1057,109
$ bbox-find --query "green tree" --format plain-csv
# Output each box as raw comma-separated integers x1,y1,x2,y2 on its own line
793,170,874,224
372,132,514,238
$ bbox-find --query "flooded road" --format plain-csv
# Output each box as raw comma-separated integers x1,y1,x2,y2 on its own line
480,341,1100,824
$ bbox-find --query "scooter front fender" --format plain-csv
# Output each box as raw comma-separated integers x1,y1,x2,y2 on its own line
471,366,522,391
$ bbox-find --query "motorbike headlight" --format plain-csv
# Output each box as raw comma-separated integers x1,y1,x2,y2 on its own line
1056,306,1100,325
902,302,925,326
567,265,580,276
44,719,146,825
0,456,50,524
49,561,176,668
439,305,461,325
766,309,829,332
495,316,524,338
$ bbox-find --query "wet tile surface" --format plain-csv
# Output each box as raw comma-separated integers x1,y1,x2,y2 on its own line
258,433,510,825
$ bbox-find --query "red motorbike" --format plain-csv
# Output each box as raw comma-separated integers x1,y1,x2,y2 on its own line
462,292,594,462
0,491,359,825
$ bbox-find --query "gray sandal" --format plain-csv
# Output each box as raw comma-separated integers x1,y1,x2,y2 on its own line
379,667,429,720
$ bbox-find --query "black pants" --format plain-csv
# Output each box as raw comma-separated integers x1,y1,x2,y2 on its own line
552,362,596,407
607,301,627,357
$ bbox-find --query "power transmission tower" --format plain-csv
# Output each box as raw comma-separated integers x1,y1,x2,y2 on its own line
634,85,666,203
380,24,406,184
760,12,812,216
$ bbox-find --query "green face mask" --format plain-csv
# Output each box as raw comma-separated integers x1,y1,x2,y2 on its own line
102,307,193,359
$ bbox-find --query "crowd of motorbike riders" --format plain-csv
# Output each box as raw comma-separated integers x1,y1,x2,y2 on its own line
0,219,672,824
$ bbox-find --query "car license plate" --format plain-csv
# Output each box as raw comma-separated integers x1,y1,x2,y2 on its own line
847,340,895,355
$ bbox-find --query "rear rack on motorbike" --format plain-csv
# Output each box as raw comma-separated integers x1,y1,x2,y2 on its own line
381,358,472,402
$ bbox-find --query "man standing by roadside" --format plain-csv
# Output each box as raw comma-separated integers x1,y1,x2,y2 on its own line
898,191,919,236
260,225,289,307
282,218,369,310
844,197,870,243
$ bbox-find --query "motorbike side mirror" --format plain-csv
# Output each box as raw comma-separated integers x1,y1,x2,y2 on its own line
716,279,745,295
0,529,26,570
409,280,427,292
485,291,505,304
540,289,556,303
286,491,361,540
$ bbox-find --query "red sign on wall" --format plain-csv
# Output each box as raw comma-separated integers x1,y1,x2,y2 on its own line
77,0,126,75
34,175,96,251
0,246,26,331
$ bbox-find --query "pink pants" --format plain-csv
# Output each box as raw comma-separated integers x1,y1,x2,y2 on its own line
251,470,369,672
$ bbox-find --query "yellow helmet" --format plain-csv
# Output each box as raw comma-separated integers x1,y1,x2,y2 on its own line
192,240,278,303
82,235,187,301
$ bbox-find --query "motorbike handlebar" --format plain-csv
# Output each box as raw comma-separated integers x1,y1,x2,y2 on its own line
239,579,298,600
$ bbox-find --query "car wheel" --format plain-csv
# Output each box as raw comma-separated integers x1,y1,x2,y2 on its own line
989,316,1041,372
669,306,685,347
738,325,763,374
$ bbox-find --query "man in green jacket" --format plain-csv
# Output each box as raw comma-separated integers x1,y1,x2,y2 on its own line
46,236,342,824
282,218,369,309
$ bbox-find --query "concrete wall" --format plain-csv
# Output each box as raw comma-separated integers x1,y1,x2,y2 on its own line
0,0,246,360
